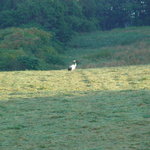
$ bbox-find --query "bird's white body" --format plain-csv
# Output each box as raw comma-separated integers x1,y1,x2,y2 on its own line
68,60,77,71
69,63,76,70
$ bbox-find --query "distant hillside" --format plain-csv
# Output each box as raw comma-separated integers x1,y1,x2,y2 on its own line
0,26,150,71
67,26,150,68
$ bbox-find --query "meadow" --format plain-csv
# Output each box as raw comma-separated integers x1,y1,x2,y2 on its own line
0,27,150,150
0,65,150,150
67,26,150,68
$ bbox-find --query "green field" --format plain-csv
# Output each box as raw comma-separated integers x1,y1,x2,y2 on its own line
0,27,150,150
0,65,150,150
66,27,150,68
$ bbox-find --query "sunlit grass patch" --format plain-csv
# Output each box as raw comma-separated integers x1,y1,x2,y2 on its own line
0,65,150,100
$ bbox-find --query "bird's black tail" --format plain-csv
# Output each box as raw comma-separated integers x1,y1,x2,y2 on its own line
68,67,71,71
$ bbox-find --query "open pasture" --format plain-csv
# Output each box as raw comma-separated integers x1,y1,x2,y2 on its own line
0,65,150,150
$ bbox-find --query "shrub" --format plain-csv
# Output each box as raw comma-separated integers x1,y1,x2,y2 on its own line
0,49,26,70
0,27,63,70
79,19,97,32
0,58,16,71
17,56,39,70
45,55,65,65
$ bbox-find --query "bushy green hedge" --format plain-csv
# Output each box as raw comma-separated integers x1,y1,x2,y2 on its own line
0,27,65,71
17,56,39,70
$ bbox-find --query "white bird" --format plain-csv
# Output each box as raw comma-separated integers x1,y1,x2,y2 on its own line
68,60,77,71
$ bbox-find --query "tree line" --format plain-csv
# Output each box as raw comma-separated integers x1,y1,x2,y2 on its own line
0,0,150,43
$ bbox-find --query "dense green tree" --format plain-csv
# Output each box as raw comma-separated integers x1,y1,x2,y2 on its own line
80,0,150,29
0,0,150,41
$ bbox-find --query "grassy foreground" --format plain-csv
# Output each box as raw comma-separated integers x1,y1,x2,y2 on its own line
0,65,150,150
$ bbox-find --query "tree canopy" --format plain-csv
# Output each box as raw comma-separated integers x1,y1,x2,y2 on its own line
1,0,149,42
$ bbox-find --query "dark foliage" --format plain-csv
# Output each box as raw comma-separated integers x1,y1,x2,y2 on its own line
0,0,149,41
46,55,65,65
17,56,39,70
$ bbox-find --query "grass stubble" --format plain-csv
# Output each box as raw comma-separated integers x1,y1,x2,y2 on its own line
0,65,150,150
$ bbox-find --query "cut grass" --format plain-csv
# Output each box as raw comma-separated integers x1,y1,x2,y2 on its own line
0,91,150,150
0,65,150,150
0,65,150,100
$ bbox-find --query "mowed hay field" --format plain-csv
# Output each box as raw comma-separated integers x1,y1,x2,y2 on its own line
0,65,150,150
